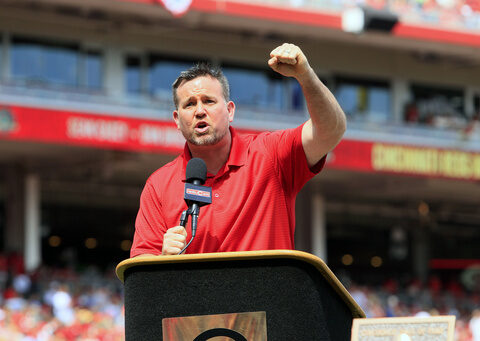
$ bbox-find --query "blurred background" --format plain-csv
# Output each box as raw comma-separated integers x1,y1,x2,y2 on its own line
0,0,479,339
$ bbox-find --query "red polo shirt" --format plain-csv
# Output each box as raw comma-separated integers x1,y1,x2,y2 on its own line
130,124,325,256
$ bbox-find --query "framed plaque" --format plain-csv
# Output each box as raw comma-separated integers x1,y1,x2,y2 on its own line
351,316,456,341
163,311,267,341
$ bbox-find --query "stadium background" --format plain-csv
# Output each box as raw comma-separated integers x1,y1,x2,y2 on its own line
0,0,480,339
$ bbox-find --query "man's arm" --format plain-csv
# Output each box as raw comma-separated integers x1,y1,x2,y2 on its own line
134,253,158,258
131,182,187,257
132,226,187,257
268,43,347,167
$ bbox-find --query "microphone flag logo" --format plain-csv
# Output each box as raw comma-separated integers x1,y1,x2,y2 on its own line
184,183,212,206
186,188,211,198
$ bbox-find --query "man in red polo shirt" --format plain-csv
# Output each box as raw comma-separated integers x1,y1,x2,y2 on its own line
130,43,346,257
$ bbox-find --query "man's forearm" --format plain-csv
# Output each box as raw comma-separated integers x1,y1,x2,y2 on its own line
298,68,346,144
297,68,347,165
267,43,347,166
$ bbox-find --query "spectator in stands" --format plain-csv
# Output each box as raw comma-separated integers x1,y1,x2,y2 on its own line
404,102,419,123
463,112,480,138
51,284,75,325
470,309,480,341
457,319,473,341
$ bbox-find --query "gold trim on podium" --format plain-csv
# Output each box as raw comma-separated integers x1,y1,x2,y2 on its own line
116,249,365,318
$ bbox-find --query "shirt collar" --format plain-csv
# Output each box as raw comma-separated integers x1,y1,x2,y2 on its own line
180,126,247,181
227,126,247,168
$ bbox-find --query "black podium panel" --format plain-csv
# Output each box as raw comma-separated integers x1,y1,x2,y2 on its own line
124,257,355,340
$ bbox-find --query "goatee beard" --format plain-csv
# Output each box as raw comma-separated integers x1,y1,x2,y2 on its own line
185,129,226,146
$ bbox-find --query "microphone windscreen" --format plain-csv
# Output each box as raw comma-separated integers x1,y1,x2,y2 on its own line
186,158,207,184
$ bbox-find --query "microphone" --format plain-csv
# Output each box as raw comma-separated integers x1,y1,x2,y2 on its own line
186,157,207,186
179,158,212,254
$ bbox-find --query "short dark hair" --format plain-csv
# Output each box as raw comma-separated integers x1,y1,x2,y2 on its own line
172,62,230,109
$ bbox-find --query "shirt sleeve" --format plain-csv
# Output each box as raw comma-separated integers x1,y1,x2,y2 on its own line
262,123,326,195
130,181,167,257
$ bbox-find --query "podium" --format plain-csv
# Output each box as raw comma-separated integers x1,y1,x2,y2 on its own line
116,250,365,340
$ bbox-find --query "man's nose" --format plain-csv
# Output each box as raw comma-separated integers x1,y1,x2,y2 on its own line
195,103,207,117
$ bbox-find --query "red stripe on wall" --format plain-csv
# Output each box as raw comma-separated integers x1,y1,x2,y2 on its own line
430,259,480,269
191,0,342,29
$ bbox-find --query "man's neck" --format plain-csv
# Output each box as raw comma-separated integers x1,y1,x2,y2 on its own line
188,132,232,175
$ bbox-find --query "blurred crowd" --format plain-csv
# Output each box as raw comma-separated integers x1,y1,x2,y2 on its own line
0,253,124,341
348,0,480,31
285,0,480,30
385,0,480,31
345,275,480,341
403,100,480,139
1,251,480,340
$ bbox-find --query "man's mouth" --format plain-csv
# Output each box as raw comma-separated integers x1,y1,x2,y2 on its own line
194,122,209,134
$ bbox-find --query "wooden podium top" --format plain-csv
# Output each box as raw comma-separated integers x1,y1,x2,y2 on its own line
116,249,365,318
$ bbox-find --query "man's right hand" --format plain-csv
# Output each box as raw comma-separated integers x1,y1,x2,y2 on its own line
162,226,187,255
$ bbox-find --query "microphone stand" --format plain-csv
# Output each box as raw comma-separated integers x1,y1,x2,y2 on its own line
178,204,200,254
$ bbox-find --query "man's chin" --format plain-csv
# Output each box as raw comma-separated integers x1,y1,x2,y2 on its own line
188,134,218,146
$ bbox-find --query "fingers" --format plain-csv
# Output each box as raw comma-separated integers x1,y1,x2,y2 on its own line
268,43,310,79
162,226,187,255
269,43,299,66
171,225,188,237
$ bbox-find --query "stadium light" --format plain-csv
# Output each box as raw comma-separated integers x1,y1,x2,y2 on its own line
48,235,61,247
371,256,383,268
342,6,399,34
85,238,98,249
341,254,354,266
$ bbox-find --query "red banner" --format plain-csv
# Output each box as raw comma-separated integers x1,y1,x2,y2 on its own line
2,103,480,181
0,104,185,154
329,139,480,181
328,139,375,173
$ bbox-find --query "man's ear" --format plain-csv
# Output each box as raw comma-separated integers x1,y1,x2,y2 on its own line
173,110,180,129
227,101,235,123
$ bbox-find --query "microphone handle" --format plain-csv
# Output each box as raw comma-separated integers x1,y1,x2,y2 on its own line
178,203,199,255
179,210,188,227
189,178,202,236
190,203,200,237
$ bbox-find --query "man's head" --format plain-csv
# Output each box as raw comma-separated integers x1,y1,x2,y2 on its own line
172,63,235,148
172,63,230,110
